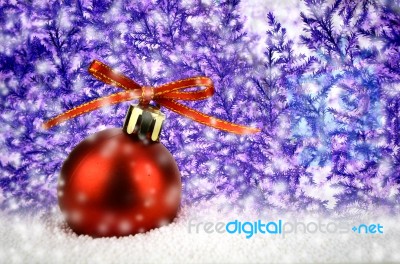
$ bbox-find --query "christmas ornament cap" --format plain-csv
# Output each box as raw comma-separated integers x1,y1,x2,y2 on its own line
123,105,165,142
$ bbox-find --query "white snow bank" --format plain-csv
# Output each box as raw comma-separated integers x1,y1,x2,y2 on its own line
1,205,400,264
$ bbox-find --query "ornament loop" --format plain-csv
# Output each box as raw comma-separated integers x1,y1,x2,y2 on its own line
140,86,154,106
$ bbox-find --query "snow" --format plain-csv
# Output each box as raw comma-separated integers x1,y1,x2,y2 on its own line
1,205,400,264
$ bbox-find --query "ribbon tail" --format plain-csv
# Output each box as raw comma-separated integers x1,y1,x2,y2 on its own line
157,99,260,135
43,90,141,130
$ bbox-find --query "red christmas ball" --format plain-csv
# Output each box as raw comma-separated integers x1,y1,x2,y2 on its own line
58,128,181,237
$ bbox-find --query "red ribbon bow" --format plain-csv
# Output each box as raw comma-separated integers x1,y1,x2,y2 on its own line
43,60,260,135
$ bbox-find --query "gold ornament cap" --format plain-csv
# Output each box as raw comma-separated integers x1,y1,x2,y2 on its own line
123,105,166,142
